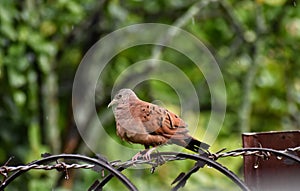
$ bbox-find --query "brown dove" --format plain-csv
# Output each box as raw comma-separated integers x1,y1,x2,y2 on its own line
108,89,209,160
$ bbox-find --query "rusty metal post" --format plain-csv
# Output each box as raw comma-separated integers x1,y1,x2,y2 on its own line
243,131,300,191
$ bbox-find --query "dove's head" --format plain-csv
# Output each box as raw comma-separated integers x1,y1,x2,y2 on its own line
108,89,138,108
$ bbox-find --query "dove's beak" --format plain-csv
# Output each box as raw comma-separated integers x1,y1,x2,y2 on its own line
108,99,117,108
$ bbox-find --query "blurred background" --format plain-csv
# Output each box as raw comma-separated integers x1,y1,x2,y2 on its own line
0,0,299,190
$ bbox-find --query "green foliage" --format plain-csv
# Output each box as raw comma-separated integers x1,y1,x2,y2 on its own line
0,0,299,190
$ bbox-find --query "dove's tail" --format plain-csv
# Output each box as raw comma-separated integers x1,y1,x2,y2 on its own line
184,137,210,152
171,136,210,152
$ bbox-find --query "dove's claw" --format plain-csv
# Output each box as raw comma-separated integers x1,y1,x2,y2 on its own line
143,147,156,160
132,151,142,162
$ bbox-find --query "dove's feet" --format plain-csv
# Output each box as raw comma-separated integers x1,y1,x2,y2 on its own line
132,147,157,161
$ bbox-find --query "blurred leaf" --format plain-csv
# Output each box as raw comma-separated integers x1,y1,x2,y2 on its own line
0,23,17,40
13,90,26,107
66,1,84,15
40,20,57,37
108,1,128,21
258,0,287,6
7,68,26,88
38,54,51,73
285,18,300,38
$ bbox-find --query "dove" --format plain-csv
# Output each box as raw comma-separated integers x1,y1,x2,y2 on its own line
108,88,209,160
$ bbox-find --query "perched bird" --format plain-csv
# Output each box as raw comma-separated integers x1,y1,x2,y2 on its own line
108,88,209,160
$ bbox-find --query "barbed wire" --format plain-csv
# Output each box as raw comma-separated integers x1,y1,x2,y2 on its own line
210,146,300,160
0,163,94,176
0,154,138,191
1,146,300,176
1,146,299,190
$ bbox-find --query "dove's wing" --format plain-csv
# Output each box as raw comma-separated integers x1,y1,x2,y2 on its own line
130,100,190,139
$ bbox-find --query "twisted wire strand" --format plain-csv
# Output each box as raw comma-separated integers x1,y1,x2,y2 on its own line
0,163,94,175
